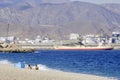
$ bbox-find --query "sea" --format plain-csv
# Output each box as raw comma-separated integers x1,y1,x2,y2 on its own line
0,50,120,80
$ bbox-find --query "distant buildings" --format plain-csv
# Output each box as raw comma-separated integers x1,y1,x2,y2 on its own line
69,33,80,40
0,36,17,43
0,31,120,45
69,32,120,45
110,32,120,44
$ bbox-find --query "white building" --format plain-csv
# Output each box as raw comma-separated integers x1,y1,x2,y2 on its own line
0,36,16,43
69,33,80,40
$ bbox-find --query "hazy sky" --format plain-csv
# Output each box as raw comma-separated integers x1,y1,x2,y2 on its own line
1,0,120,4
71,0,120,4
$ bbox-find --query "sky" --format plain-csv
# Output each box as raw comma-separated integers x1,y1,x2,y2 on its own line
71,0,120,4
1,0,120,4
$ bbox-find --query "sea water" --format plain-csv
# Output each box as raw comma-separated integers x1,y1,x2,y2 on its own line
0,50,120,79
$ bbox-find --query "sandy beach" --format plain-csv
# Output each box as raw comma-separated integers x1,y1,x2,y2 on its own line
0,64,117,80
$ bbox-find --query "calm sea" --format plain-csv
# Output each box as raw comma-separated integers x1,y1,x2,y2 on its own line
0,50,120,79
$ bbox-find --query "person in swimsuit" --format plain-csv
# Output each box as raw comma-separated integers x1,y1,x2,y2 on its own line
35,64,39,70
27,64,32,69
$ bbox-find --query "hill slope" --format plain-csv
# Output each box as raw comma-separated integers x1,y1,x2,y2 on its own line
0,1,120,39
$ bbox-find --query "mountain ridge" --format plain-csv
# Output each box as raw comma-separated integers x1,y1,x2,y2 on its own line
0,1,120,39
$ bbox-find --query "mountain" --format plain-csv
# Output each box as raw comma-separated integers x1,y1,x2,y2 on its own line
0,1,120,40
0,0,70,8
102,3,120,15
101,3,120,28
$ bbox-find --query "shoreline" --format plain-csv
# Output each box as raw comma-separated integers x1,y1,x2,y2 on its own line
0,64,117,80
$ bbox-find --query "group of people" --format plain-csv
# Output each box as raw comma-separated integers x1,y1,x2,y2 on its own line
27,64,39,70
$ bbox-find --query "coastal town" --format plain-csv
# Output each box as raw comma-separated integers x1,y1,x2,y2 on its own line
0,0,120,80
0,31,120,52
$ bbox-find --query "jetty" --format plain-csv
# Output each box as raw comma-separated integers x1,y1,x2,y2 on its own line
0,43,34,53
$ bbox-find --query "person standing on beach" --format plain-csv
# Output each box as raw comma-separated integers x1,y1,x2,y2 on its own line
35,64,39,70
27,64,32,69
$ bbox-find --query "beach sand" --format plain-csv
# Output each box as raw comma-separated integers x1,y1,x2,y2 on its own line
0,64,116,80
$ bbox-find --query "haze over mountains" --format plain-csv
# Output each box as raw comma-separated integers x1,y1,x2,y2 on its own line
0,0,120,39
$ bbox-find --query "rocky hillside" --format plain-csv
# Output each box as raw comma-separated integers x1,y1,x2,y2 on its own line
102,4,120,15
0,1,120,39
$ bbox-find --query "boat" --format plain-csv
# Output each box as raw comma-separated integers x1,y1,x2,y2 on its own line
54,45,113,50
